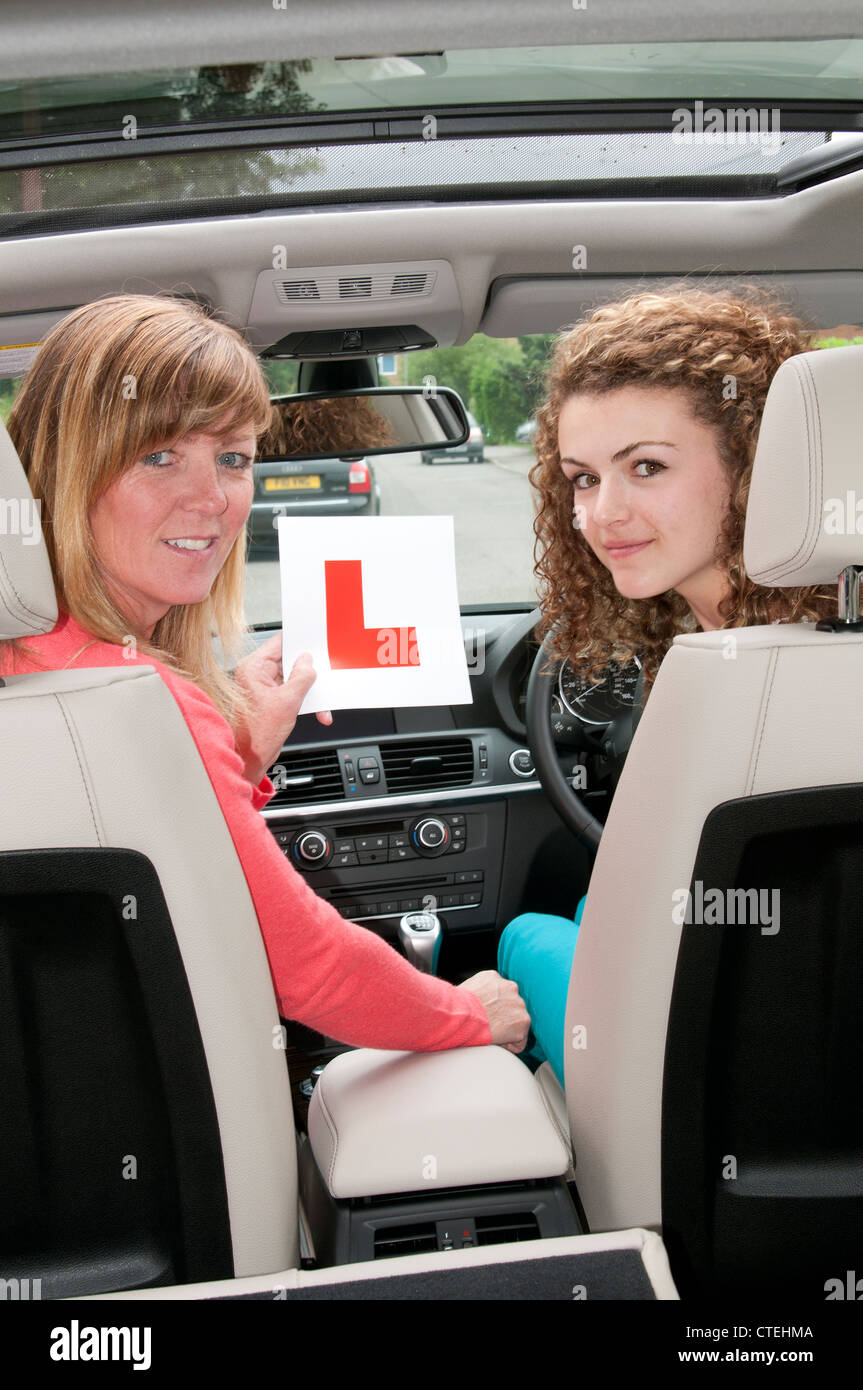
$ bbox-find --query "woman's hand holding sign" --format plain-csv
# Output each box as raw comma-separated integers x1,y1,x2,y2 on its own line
233,634,332,788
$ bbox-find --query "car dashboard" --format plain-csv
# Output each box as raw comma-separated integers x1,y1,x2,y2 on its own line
255,607,596,995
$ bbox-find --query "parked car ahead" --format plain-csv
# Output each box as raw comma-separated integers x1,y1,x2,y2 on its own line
515,418,538,444
421,409,484,464
247,453,380,555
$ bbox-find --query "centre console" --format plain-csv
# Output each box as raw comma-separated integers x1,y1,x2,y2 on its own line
268,800,504,934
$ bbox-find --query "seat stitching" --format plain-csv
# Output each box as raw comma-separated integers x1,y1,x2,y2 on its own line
746,648,779,796
753,357,822,585
534,1070,574,1168
0,544,56,626
314,1084,340,1191
53,693,105,845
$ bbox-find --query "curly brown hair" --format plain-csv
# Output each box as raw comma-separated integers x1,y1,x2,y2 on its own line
530,285,837,695
261,395,398,456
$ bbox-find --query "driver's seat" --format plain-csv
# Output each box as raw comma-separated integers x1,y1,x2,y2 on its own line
548,343,863,1297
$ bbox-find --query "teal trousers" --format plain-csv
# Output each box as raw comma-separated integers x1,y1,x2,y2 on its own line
497,894,587,1089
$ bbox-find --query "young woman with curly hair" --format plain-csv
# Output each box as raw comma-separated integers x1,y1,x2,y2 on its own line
499,285,837,1088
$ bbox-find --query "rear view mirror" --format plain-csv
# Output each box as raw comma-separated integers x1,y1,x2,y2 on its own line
260,386,469,461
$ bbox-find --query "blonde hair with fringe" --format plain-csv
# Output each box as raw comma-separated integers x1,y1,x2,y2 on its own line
530,285,838,695
4,293,273,729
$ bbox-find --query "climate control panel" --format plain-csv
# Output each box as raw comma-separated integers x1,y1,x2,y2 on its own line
270,803,502,931
280,813,467,871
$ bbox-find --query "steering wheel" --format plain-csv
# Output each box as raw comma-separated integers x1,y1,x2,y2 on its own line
525,636,638,849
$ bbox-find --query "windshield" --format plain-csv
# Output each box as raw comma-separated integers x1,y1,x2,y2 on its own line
245,335,551,623
3,42,863,137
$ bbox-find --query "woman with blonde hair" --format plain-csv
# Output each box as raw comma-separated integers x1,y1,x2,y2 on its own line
1,293,529,1055
499,285,836,1087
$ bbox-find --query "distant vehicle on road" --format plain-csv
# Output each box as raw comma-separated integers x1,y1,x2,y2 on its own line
515,418,538,444
422,410,484,464
247,454,380,556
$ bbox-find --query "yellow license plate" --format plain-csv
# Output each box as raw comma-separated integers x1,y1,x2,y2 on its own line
264,475,322,491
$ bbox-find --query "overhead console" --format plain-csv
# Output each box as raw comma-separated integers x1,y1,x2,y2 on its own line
248,259,463,357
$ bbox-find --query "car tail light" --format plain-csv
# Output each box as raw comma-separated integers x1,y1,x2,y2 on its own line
348,460,371,493
469,427,483,442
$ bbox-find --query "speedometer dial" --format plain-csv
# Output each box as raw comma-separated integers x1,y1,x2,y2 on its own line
559,656,642,726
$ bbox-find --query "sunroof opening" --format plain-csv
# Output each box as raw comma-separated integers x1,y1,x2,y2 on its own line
0,130,832,238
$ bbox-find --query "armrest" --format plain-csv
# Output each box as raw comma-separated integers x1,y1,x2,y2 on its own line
308,1045,571,1199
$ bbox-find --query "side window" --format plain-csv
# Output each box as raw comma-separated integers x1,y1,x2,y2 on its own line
0,374,25,425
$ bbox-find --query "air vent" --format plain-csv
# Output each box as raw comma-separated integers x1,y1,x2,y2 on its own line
339,276,372,298
272,268,438,307
391,273,428,295
372,1210,540,1259
475,1212,540,1246
265,749,344,807
373,1222,439,1259
379,738,474,793
278,279,320,300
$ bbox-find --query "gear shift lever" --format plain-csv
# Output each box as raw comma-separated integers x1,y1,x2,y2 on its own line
397,911,442,975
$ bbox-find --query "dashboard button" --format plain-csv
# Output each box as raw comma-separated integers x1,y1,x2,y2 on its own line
509,748,535,778
388,846,413,862
462,890,482,905
447,840,465,853
294,831,331,866
455,871,483,884
357,835,387,851
334,839,355,854
448,814,465,826
332,852,358,868
378,900,400,915
360,768,380,784
440,893,461,907
399,898,420,911
411,817,450,855
358,849,388,865
389,833,409,848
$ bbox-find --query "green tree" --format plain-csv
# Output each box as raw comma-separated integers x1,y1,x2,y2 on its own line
518,334,556,410
403,338,488,413
0,378,22,424
470,340,531,444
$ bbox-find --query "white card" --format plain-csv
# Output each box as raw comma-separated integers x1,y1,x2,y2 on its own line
277,515,472,713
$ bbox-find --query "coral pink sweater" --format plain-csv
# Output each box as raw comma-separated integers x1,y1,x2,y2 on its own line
0,611,491,1051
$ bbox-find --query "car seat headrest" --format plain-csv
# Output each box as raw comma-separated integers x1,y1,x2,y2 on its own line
0,417,59,638
745,345,863,588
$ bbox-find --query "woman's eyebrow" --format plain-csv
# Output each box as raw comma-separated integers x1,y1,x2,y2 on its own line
561,439,679,467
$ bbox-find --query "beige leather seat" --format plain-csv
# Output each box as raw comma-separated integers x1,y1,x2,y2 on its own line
537,343,863,1293
0,419,300,1292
